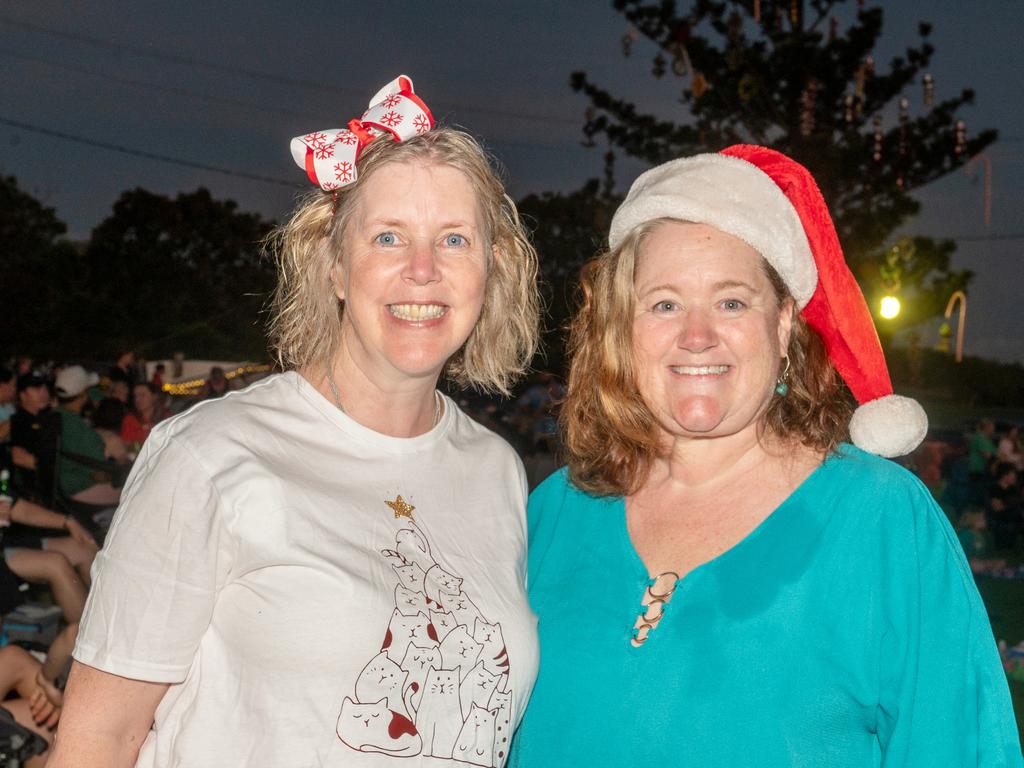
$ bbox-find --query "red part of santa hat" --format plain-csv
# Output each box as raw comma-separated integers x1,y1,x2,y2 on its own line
609,144,927,457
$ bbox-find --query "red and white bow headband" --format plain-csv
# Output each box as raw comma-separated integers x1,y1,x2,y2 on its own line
289,75,434,191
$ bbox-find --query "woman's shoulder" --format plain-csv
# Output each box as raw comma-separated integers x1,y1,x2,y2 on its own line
816,443,967,566
818,443,934,502
529,467,618,517
150,373,298,449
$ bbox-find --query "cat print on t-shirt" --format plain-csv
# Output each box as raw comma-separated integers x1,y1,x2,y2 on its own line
336,505,515,766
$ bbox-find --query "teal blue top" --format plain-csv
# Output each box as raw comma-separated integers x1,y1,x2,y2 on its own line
511,445,1022,767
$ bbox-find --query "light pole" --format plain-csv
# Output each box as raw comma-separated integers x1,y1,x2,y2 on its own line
943,290,967,363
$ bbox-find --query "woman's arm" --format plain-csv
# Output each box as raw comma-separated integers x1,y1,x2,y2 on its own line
46,662,169,768
10,497,97,548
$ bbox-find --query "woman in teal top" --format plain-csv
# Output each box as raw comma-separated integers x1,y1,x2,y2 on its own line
511,146,1022,766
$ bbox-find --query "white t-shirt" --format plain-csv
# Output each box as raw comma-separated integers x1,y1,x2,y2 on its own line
75,372,538,768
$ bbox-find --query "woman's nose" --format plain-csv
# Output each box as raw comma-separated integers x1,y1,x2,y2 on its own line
676,308,718,353
403,240,442,285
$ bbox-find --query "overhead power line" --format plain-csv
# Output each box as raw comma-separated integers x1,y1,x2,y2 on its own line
0,15,580,127
0,116,300,188
0,48,321,122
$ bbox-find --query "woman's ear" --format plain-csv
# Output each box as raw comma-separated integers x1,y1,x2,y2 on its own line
325,238,345,302
777,297,796,352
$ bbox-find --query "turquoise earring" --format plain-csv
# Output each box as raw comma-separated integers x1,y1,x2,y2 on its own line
774,356,791,397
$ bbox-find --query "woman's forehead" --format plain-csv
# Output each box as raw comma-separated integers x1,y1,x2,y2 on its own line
637,221,766,281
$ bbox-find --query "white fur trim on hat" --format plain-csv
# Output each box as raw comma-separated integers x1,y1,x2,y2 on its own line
848,395,929,458
609,153,818,308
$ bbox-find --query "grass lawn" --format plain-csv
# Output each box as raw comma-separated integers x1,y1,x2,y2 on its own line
975,575,1024,742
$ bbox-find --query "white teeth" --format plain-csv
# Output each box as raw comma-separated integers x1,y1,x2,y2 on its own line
671,365,730,376
389,304,446,321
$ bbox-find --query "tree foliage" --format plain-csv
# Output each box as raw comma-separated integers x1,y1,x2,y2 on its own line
558,0,994,327
3,182,276,362
80,188,276,360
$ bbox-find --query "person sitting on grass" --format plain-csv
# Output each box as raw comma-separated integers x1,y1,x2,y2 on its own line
54,366,121,508
0,623,79,752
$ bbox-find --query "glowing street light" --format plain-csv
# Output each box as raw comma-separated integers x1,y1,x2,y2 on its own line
879,295,901,320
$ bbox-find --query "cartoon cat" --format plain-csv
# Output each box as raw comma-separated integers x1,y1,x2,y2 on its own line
336,697,421,757
382,609,438,661
399,642,442,713
395,527,433,570
429,609,459,642
488,688,513,767
444,590,483,627
473,618,510,675
453,703,498,767
415,666,463,758
354,651,410,718
395,583,429,616
439,624,483,676
459,660,501,718
392,563,427,593
424,563,463,605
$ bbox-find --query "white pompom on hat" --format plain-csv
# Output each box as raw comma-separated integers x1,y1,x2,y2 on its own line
610,144,927,458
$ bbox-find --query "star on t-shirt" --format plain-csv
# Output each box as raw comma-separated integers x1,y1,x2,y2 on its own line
385,495,415,520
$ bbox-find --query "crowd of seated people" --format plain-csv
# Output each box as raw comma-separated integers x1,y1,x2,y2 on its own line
909,418,1024,571
0,353,178,763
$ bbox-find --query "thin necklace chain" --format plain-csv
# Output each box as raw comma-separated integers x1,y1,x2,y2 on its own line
326,369,443,428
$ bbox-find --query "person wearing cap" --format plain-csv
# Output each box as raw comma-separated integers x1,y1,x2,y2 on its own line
50,76,541,768
9,373,59,499
511,146,1021,766
53,365,121,508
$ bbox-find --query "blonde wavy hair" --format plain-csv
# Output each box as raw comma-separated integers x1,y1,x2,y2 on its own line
267,128,540,395
562,219,852,497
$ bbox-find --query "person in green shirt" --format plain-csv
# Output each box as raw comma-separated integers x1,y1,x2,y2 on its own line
54,366,120,507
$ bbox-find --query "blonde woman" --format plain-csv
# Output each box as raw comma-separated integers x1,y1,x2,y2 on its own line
51,76,540,768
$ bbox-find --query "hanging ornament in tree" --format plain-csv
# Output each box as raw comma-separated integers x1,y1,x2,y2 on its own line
691,72,709,99
844,93,855,124
855,65,867,108
873,115,883,163
653,53,667,79
753,0,761,22
622,26,638,57
602,150,616,198
671,43,691,76
864,56,875,77
800,80,818,137
790,0,799,25
923,73,934,106
582,107,598,148
955,119,967,156
898,97,909,153
727,11,743,38
738,74,758,103
830,17,838,42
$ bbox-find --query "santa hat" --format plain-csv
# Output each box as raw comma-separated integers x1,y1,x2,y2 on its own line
609,144,927,458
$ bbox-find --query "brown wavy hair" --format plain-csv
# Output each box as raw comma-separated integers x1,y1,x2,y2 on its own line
266,128,540,395
562,219,853,497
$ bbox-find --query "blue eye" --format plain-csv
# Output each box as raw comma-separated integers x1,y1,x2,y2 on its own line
444,233,467,247
654,300,677,312
721,299,746,311
375,232,397,246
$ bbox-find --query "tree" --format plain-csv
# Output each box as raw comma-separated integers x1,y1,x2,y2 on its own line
74,188,276,361
518,177,618,373
570,0,994,327
0,174,80,359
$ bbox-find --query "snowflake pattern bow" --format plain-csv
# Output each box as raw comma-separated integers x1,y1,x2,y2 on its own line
289,75,434,191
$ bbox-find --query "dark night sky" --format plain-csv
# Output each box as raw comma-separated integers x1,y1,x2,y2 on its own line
1,1,1021,363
